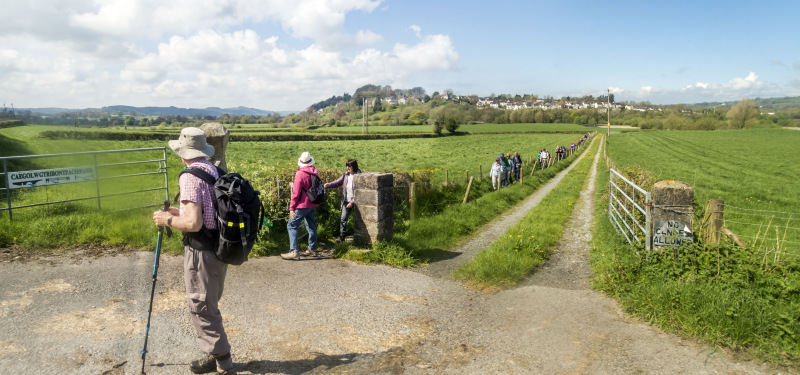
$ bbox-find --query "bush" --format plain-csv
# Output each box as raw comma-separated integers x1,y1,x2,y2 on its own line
445,115,460,133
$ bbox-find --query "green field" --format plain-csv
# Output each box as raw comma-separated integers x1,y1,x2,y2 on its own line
0,124,588,251
607,129,800,250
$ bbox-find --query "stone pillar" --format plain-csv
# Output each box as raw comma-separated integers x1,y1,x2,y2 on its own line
200,122,229,172
652,180,694,247
353,172,394,244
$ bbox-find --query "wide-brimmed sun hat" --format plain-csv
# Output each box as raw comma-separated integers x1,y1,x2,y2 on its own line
168,127,215,160
298,151,315,167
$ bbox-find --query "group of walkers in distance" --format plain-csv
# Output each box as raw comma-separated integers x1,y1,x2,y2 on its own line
490,152,522,190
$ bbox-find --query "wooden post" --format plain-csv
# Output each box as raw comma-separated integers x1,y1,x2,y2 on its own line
530,160,538,176
703,199,723,245
410,182,416,221
479,165,483,179
462,177,474,204
445,170,449,186
465,170,469,181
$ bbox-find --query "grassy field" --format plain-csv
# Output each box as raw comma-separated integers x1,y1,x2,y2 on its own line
0,125,588,253
607,129,800,250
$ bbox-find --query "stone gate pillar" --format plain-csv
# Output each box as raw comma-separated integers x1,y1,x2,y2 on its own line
353,172,394,244
652,180,694,247
200,122,229,172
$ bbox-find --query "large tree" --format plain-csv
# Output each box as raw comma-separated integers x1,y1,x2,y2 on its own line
727,99,760,129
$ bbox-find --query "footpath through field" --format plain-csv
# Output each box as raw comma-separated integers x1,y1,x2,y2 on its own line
414,135,599,279
0,136,777,374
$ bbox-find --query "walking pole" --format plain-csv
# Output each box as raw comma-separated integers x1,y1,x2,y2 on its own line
140,200,172,375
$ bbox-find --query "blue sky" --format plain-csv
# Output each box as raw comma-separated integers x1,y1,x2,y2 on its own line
1,0,798,111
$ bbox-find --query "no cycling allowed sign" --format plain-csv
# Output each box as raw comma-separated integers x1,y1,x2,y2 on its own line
6,166,96,189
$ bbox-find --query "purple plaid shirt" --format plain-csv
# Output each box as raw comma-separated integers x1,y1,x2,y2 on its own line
178,158,218,230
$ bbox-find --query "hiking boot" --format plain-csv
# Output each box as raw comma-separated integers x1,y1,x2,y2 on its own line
280,249,299,260
217,368,237,375
189,354,216,374
300,248,318,257
334,236,344,244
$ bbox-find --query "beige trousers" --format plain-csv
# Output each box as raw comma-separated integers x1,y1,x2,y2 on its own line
184,246,230,356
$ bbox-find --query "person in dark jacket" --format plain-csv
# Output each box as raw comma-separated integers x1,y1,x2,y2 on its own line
324,159,361,243
281,151,321,260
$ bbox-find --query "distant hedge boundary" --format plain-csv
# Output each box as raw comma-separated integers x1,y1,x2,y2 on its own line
38,129,588,142
0,120,25,129
38,130,442,142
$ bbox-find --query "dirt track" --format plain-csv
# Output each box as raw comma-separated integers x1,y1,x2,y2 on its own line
0,137,781,374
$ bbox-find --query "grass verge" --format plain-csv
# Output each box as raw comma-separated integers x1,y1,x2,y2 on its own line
452,139,599,290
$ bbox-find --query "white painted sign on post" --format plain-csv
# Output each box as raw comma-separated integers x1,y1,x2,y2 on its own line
6,166,96,189
653,220,693,246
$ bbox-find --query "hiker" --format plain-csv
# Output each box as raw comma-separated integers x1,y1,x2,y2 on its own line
151,127,236,375
324,158,361,243
282,151,320,260
512,152,522,182
499,153,510,188
490,157,502,190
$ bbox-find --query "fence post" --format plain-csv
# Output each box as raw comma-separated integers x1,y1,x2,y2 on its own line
445,170,449,186
200,122,230,172
410,182,416,221
479,165,482,179
3,159,11,220
529,160,537,176
94,154,101,210
465,170,469,181
703,199,723,245
652,181,694,248
353,172,394,244
462,177,474,204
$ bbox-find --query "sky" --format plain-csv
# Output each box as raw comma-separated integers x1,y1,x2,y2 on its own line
1,0,799,111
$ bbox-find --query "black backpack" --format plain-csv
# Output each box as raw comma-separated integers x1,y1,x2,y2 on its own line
304,172,326,205
176,166,264,265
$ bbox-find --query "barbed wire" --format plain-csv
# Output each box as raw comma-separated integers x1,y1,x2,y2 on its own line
723,219,800,231
723,204,800,215
720,210,799,222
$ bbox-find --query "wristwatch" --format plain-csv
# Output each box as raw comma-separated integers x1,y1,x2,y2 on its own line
167,217,173,228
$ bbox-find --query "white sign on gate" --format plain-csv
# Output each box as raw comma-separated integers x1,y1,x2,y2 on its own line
6,166,96,189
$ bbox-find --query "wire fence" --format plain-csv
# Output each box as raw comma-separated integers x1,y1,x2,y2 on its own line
717,202,800,254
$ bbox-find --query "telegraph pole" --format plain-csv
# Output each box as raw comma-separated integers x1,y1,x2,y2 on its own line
607,88,610,138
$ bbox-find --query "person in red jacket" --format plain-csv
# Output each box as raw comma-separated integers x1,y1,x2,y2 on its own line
281,151,320,260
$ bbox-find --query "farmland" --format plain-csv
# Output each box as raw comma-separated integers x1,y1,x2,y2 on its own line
606,129,800,249
0,124,590,251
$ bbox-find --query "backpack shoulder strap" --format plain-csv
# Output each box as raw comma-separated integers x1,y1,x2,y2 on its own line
173,167,217,204
181,167,217,185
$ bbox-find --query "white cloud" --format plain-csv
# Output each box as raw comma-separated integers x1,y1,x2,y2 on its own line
617,72,800,104
0,0,461,109
409,25,422,38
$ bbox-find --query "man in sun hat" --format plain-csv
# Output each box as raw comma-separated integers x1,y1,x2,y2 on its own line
152,126,237,375
281,151,321,260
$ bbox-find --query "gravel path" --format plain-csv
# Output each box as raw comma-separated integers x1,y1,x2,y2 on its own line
415,138,597,279
0,137,781,374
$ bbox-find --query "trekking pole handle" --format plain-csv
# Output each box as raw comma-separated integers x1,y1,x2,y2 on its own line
161,200,173,237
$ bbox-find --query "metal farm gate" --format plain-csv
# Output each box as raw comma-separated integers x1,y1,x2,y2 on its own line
609,168,652,251
1,147,170,220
